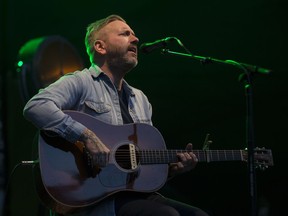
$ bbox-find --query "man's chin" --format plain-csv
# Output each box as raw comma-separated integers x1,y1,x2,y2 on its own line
125,61,138,73
128,58,138,68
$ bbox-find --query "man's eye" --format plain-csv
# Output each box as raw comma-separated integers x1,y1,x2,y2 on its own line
122,31,130,36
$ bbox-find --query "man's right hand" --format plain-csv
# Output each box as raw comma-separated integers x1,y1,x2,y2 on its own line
80,128,110,167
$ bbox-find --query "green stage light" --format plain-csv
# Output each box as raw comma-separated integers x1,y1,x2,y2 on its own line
17,61,24,68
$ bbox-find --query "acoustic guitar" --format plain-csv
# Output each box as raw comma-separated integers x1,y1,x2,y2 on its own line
35,110,273,214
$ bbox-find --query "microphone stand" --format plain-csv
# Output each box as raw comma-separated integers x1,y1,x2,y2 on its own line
161,49,271,216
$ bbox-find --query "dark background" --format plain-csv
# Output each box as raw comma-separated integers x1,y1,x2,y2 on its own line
0,0,287,216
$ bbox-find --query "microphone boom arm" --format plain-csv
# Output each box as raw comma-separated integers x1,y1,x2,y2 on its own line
161,49,272,75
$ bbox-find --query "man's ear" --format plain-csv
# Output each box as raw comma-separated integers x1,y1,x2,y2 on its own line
94,40,106,54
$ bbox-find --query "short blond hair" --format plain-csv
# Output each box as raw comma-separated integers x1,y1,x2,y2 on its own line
85,14,126,64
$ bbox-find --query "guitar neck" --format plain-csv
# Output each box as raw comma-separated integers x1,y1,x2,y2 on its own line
140,149,245,164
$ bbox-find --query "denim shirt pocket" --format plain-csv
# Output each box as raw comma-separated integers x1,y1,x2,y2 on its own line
84,101,113,123
85,101,111,113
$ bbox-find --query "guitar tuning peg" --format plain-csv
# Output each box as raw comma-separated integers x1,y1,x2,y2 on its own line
256,163,269,171
202,133,212,150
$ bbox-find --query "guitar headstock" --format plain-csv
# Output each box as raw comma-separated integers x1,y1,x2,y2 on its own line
243,147,274,170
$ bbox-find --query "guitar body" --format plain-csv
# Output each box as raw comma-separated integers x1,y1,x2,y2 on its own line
37,111,168,214
35,110,274,214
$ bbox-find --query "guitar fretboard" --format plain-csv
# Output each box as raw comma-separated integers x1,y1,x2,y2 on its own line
140,149,244,164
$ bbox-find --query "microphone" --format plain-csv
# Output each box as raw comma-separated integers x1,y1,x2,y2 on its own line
140,37,175,54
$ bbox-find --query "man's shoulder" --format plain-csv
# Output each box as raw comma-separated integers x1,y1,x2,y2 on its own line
65,67,98,78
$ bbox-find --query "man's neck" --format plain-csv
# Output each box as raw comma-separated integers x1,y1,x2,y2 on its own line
100,64,125,91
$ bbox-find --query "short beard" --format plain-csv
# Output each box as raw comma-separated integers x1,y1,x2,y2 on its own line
107,52,138,74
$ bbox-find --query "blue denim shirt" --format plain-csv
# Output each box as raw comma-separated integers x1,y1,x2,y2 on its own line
24,65,152,142
23,64,153,216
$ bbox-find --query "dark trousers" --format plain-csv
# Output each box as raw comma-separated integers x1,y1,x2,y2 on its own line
115,192,210,216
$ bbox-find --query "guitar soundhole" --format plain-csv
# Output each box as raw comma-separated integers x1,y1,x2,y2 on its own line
115,144,139,170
